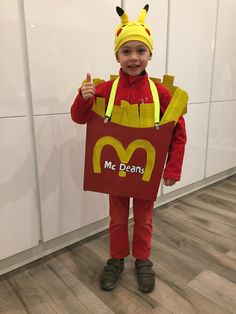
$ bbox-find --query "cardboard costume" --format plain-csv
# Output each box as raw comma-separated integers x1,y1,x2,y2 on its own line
71,5,188,201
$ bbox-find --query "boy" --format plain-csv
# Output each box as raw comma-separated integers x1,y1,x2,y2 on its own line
71,4,186,293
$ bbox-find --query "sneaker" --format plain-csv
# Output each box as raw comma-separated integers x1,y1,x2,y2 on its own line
100,258,124,291
135,259,155,293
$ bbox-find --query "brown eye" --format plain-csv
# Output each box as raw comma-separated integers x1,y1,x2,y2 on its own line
138,48,146,53
117,28,122,36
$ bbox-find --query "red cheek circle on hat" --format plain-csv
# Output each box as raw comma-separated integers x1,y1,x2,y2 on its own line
145,28,151,36
116,28,122,36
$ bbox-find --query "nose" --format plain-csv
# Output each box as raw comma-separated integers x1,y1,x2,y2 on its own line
129,52,138,60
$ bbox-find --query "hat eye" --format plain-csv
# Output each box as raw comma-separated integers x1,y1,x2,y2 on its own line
116,28,122,36
145,28,151,36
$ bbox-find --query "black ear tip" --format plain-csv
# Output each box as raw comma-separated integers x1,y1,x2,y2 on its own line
116,6,124,16
144,4,149,12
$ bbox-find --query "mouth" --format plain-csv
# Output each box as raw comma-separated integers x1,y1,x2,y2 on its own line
128,64,140,69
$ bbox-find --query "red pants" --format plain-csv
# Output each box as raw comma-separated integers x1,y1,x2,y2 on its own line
109,195,154,260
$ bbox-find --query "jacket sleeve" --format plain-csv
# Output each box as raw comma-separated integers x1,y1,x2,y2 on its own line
70,81,112,124
157,83,187,181
70,89,95,124
163,115,186,181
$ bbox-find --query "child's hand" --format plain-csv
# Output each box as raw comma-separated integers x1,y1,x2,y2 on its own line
163,178,176,186
80,73,95,100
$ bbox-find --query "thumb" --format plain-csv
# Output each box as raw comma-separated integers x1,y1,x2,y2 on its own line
86,73,92,83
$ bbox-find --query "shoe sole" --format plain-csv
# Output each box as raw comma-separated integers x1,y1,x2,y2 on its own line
100,276,121,291
100,269,123,291
139,285,155,293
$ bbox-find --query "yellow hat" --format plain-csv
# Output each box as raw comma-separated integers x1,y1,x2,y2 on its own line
114,4,153,53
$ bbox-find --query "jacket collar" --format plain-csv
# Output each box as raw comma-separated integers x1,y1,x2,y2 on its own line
119,68,148,87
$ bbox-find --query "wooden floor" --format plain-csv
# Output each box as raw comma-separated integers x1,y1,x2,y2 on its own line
0,175,236,313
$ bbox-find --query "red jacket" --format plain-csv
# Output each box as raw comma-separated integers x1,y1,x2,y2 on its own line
71,69,186,181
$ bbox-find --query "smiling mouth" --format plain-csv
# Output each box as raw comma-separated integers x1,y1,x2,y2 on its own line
128,65,140,68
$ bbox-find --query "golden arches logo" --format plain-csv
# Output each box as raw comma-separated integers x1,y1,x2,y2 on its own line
93,136,156,182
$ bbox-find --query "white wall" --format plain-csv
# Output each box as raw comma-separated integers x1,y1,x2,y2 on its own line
0,0,236,267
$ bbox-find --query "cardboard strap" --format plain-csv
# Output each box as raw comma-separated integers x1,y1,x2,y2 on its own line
105,77,160,127
149,78,160,127
105,77,120,119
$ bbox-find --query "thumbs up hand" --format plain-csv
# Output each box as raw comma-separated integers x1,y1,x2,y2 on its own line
80,73,96,100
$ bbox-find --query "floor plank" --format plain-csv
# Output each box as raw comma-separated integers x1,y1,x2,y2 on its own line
0,279,27,313
155,202,236,251
152,306,173,313
46,257,113,313
226,248,236,260
152,219,236,283
188,270,236,314
9,266,88,313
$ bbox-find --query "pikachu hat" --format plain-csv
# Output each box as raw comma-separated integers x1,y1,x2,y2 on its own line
114,4,153,53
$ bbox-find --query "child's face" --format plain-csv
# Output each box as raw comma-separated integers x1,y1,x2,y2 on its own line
116,40,152,76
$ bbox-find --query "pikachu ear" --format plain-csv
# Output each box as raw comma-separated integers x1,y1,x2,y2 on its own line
116,6,129,25
138,4,149,24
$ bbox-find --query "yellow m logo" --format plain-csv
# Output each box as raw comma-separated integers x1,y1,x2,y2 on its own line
93,136,156,182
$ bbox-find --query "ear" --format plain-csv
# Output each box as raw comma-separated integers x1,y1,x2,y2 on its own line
116,6,129,24
115,53,120,63
148,54,152,61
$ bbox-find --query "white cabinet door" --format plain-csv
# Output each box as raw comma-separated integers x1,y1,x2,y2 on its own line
206,100,236,177
0,0,27,117
24,0,121,115
0,118,39,260
0,1,39,260
212,0,236,101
